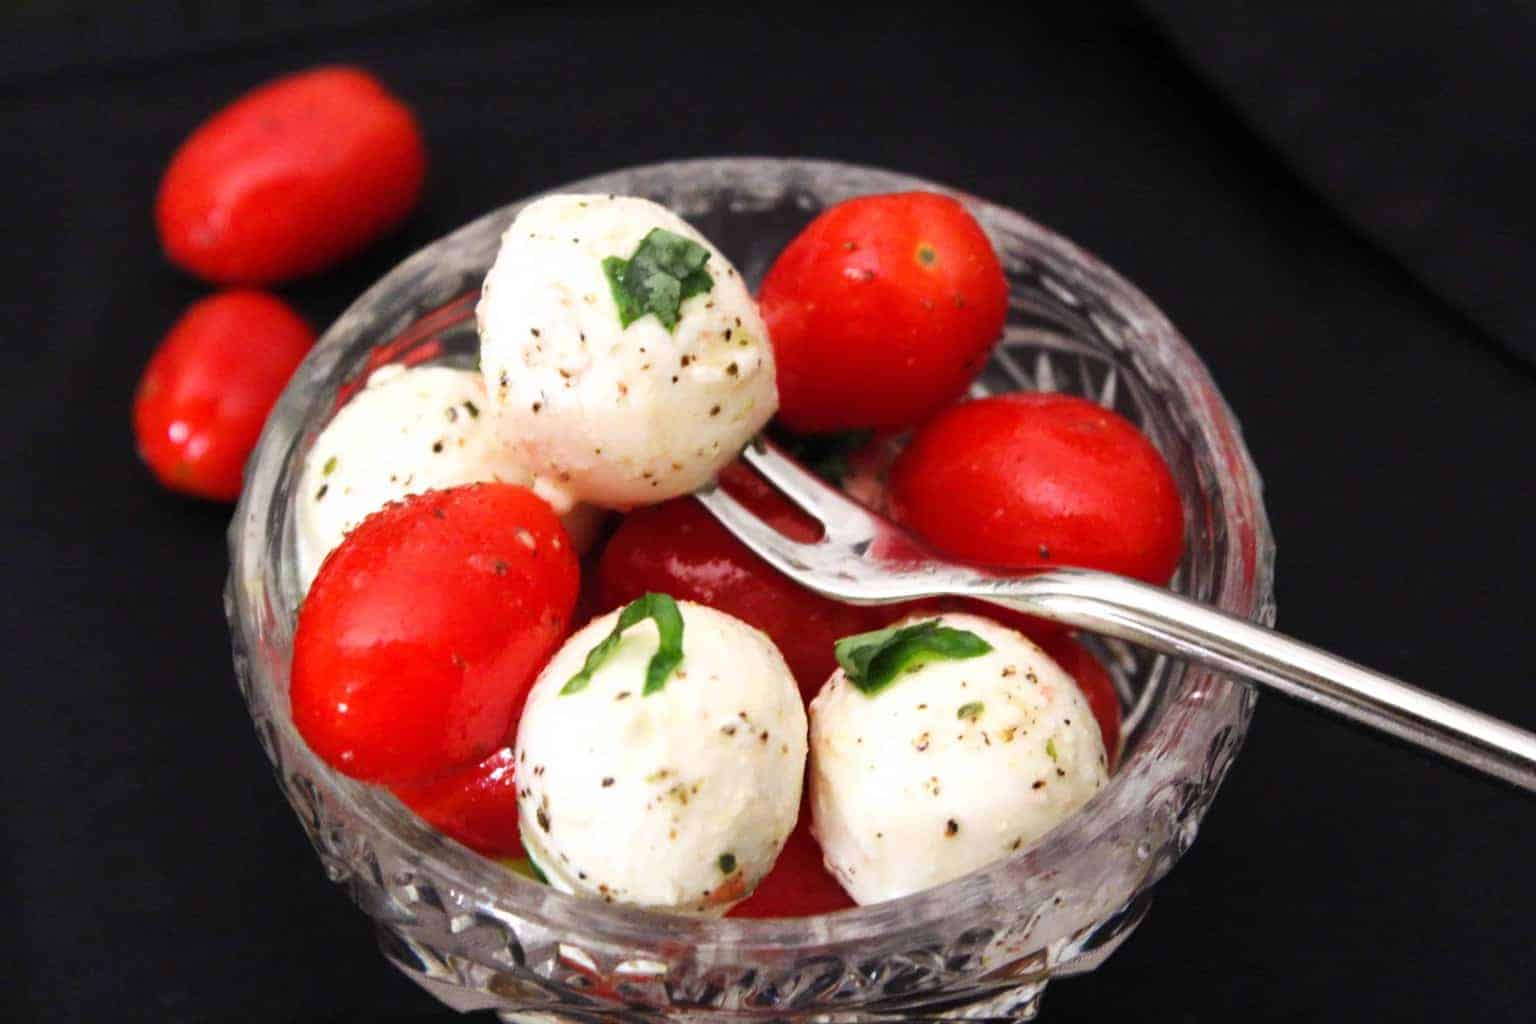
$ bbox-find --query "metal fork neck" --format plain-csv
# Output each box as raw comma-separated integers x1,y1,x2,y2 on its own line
972,570,1536,792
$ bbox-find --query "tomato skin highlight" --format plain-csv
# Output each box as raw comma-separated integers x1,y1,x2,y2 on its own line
156,66,426,284
597,500,857,705
596,461,917,703
759,191,1008,433
132,290,313,502
890,393,1185,586
291,484,579,786
390,746,523,858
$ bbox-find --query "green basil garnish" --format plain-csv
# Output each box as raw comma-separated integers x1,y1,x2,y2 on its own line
834,619,992,695
602,228,714,331
562,593,686,696
505,856,549,885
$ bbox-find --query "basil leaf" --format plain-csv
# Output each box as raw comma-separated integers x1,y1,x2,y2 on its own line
561,593,686,696
603,229,714,331
834,619,992,695
505,856,549,885
602,256,645,326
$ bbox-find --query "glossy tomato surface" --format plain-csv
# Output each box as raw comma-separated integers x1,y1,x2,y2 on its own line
133,290,313,502
890,393,1185,585
292,484,578,786
597,462,899,702
390,746,522,858
759,191,1008,433
156,66,426,284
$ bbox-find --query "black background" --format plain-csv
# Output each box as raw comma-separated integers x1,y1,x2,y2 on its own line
3,3,1533,1021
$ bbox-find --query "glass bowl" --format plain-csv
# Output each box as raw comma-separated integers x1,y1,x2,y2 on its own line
227,157,1274,1021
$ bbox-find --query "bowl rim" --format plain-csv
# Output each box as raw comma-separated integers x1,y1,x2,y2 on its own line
230,155,1275,957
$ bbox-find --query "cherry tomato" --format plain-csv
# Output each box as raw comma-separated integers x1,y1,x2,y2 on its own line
292,484,579,785
730,794,853,918
390,746,522,858
156,66,426,284
1035,633,1122,765
890,393,1184,585
717,459,823,543
133,290,313,501
758,191,1008,433
597,463,871,702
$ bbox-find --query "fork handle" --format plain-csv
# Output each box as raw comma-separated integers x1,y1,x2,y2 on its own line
973,568,1536,792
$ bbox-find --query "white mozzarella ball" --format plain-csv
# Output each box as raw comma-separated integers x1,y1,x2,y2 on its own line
809,613,1109,905
294,365,602,589
515,601,806,914
477,194,777,508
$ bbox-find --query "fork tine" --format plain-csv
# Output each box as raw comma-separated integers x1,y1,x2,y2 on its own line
741,440,881,543
694,485,829,584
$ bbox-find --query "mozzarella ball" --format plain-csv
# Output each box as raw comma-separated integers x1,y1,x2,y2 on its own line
515,601,806,914
477,194,777,508
294,365,603,589
809,613,1108,905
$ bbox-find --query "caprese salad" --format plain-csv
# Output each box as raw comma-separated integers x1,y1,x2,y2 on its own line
289,190,1184,916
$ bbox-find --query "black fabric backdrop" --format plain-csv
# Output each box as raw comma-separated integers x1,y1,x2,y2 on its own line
2,3,1533,1021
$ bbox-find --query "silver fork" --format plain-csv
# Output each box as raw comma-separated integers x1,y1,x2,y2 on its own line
696,440,1536,792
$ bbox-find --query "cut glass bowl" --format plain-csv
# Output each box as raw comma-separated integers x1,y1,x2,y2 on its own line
226,157,1274,1021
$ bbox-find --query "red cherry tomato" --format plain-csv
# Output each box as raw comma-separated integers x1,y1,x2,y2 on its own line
717,460,823,543
597,465,873,702
1035,633,1122,765
132,290,313,501
390,746,522,858
890,393,1184,585
730,794,853,918
292,484,579,786
156,66,426,284
759,191,1008,433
